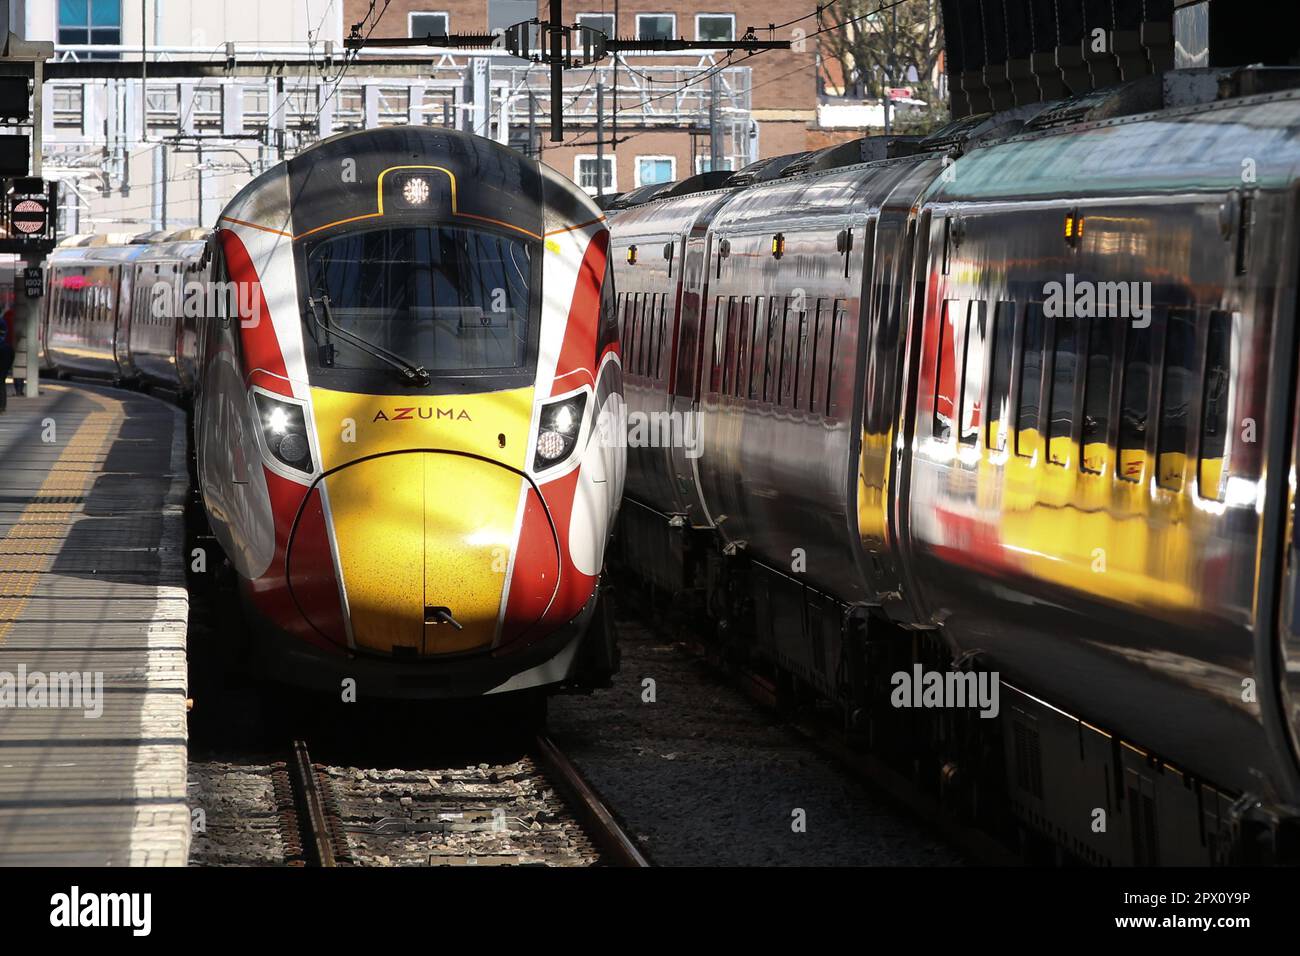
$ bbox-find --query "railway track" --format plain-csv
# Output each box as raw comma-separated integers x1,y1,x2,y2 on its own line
237,736,649,867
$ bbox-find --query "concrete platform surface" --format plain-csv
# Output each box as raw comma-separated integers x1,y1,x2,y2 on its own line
0,382,189,866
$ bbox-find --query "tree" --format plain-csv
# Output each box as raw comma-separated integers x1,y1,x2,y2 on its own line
819,0,945,105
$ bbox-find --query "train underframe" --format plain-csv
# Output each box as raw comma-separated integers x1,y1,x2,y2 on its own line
613,497,1300,865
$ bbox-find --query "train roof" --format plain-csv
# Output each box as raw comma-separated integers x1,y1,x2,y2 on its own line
47,243,150,266
48,235,210,268
220,125,602,245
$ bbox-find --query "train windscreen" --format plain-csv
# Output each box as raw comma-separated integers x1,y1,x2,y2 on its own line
300,224,540,385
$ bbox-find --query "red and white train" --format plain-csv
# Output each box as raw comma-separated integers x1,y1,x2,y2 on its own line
40,126,626,700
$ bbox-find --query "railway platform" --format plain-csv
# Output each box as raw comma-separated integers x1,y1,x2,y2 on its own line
0,382,190,865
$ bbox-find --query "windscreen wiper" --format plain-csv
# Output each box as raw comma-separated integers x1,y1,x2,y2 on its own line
306,294,431,387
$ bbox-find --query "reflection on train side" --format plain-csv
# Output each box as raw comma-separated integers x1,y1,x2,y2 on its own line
898,298,1240,613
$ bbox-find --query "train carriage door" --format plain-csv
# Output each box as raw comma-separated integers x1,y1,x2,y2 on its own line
675,230,712,405
890,207,938,625
665,234,687,395
667,222,717,526
178,262,198,391
113,264,133,377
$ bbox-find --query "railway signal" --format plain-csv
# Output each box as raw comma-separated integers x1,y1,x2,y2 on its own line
0,30,53,399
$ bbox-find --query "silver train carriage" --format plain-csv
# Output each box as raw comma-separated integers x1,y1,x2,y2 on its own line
608,79,1300,862
41,232,211,391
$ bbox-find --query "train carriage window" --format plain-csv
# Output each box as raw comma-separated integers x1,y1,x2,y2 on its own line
827,304,844,418
710,297,727,394
790,306,811,411
1016,304,1046,458
959,302,987,446
640,293,653,377
638,293,650,378
649,293,662,378
722,295,743,392
721,296,736,395
811,300,835,415
1157,310,1196,491
749,296,765,400
765,298,783,404
660,292,670,380
780,301,801,406
802,300,826,412
1080,316,1115,474
650,293,663,380
642,294,655,379
626,293,639,374
793,304,813,411
986,302,1015,452
1199,311,1233,501
622,293,633,372
631,293,643,376
657,294,669,380
1118,320,1155,482
636,293,649,376
1048,314,1080,465
736,297,753,398
661,292,671,380
934,300,960,443
657,292,667,378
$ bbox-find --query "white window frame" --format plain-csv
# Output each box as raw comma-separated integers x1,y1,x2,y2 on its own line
408,11,451,38
576,12,616,37
696,155,733,174
574,154,616,195
695,13,735,43
635,155,676,188
635,13,677,41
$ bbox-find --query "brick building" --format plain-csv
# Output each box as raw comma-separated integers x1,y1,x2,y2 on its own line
350,1,851,195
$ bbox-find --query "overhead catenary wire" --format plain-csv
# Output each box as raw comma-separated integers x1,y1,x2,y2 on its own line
308,0,393,131
613,0,915,118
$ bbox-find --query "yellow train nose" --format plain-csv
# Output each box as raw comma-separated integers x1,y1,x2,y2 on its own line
314,452,556,656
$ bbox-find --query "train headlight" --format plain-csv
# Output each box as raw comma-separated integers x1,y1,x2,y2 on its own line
402,177,430,205
254,392,314,475
533,392,587,472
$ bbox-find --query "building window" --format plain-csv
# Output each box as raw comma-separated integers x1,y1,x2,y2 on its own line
636,155,675,187
58,0,122,59
488,0,534,33
696,14,735,42
145,86,180,130
574,155,615,195
577,13,616,38
696,155,732,174
636,14,676,41
51,86,84,129
410,12,450,39
192,87,223,129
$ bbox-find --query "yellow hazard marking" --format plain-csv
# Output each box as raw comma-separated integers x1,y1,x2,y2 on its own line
0,385,125,642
